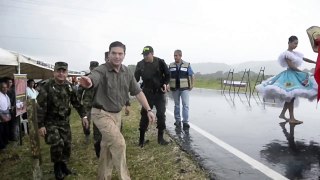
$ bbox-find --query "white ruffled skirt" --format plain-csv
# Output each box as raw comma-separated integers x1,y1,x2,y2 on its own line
256,69,318,102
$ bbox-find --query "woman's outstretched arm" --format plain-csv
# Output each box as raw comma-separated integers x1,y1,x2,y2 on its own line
303,57,316,64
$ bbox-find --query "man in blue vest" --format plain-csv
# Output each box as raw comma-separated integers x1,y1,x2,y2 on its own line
169,49,194,129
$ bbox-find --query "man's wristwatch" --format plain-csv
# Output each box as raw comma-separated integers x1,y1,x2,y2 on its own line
147,109,152,112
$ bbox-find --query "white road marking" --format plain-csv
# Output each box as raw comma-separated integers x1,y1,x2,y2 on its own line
166,110,288,180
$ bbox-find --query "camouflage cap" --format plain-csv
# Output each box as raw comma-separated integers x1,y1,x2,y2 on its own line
54,61,68,70
90,61,99,68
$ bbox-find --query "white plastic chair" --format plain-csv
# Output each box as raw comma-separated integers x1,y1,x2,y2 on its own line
20,115,29,135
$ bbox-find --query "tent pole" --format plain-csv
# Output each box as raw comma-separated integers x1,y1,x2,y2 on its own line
17,54,20,74
17,54,21,74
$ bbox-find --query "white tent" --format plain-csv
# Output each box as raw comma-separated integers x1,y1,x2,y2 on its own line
0,48,18,66
0,48,84,79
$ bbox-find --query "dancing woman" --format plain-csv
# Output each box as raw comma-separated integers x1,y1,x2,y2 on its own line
256,35,317,124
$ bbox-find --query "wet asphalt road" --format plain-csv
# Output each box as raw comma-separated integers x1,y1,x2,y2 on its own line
165,88,320,180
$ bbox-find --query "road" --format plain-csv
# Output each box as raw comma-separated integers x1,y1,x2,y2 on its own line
165,88,320,180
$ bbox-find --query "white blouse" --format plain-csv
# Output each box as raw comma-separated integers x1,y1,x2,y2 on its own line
0,92,11,111
26,87,39,99
278,50,304,68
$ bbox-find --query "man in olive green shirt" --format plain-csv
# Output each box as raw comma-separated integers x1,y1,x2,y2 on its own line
80,41,155,180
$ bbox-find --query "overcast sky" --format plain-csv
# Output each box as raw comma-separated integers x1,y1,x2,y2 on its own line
0,0,319,71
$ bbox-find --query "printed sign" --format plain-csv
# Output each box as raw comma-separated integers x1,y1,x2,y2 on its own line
14,74,27,117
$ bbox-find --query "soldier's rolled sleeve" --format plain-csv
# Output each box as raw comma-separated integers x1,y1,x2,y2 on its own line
77,86,85,102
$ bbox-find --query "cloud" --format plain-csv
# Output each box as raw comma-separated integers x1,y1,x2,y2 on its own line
0,0,319,71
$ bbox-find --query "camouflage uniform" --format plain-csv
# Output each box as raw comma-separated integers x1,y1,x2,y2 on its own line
78,61,102,157
37,78,86,163
78,81,102,149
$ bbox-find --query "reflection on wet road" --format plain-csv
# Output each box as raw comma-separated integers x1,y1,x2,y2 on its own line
166,89,320,180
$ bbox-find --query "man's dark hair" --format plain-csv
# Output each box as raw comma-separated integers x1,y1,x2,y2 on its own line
0,82,7,88
3,77,12,83
174,49,182,56
109,41,126,53
27,79,35,85
289,36,298,43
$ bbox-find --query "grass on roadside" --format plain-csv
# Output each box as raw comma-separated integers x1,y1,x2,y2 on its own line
0,100,209,180
195,78,260,94
195,79,222,89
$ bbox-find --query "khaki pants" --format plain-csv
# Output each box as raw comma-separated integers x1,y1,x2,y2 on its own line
91,108,130,180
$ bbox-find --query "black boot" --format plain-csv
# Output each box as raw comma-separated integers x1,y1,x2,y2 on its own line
94,141,101,158
54,162,65,180
183,123,190,130
139,130,145,148
60,162,73,176
158,130,169,145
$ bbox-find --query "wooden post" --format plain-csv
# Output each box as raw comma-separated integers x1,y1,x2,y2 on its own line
27,99,42,180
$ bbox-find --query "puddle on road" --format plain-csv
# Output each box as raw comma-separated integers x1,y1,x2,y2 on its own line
166,89,320,179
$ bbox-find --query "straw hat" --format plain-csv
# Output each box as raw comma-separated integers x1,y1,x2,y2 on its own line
306,26,320,53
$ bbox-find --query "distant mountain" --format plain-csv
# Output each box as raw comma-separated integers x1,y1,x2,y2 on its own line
232,61,282,75
192,61,286,75
191,62,231,75
124,60,313,76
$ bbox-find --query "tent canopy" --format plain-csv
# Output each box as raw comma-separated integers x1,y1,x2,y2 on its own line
0,48,84,79
0,48,18,66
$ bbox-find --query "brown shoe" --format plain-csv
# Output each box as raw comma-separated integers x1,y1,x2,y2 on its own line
288,119,303,124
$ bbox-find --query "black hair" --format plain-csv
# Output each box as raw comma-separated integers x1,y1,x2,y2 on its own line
3,77,12,83
0,82,7,88
27,79,35,85
109,41,126,53
288,36,298,43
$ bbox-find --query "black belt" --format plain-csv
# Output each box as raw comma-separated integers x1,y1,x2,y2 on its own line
143,88,162,93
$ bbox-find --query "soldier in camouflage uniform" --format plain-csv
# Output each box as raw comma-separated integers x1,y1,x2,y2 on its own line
37,62,88,180
78,61,102,157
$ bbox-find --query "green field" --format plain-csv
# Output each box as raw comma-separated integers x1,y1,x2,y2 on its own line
0,78,261,179
194,79,222,89
195,78,260,94
0,101,208,180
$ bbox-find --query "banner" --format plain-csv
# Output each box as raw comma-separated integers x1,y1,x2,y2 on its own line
14,74,27,117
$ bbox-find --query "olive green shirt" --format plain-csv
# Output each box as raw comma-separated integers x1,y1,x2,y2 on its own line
89,62,141,112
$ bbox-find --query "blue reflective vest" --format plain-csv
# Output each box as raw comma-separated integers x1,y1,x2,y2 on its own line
169,61,191,90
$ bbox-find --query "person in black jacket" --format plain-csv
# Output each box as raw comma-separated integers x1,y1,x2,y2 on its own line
134,46,170,147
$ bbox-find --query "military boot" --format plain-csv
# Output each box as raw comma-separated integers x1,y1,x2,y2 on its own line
158,130,169,145
139,130,149,148
94,141,101,158
54,162,65,180
60,162,73,176
183,123,190,130
139,130,145,147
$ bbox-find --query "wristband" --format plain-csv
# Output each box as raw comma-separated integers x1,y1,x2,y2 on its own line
147,109,152,112
83,116,88,119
